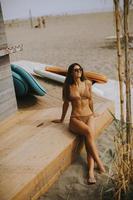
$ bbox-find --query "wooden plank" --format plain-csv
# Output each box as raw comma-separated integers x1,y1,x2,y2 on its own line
13,141,78,200
0,4,7,50
0,88,15,104
0,100,17,122
0,96,114,200
0,4,17,121
0,54,17,122
0,116,75,200
0,77,14,92
0,68,12,80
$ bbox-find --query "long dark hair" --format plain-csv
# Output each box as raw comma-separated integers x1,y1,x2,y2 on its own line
63,63,86,101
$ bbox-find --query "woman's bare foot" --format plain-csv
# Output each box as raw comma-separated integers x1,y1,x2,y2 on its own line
87,176,96,184
96,160,106,174
87,171,96,184
98,165,106,174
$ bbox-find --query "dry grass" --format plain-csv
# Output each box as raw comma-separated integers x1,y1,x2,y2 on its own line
105,116,133,200
100,114,133,200
113,133,133,199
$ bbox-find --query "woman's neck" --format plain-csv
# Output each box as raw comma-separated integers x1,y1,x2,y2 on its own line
74,78,81,86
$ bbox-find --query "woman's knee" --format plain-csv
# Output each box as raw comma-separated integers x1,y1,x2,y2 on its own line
85,127,94,140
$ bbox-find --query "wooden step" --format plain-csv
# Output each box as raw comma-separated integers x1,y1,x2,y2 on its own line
0,95,114,200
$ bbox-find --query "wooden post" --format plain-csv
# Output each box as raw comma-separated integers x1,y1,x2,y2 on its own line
123,0,132,144
0,3,17,121
29,9,33,28
113,0,125,135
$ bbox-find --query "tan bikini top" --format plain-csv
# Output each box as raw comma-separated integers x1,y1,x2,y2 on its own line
69,80,91,101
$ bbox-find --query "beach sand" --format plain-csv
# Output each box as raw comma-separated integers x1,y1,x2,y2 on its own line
5,11,133,199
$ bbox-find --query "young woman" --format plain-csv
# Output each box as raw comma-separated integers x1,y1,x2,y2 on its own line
52,63,105,184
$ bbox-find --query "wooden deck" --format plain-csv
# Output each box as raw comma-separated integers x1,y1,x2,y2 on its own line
0,93,114,200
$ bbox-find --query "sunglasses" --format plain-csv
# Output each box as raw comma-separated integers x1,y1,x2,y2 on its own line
73,68,82,72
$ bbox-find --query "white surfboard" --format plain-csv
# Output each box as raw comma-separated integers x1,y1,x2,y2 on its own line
34,68,65,83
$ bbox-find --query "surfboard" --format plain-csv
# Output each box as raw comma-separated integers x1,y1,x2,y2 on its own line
12,71,29,97
34,68,65,83
11,64,47,96
45,66,108,84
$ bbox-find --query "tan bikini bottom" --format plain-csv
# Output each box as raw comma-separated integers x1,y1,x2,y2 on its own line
70,113,93,124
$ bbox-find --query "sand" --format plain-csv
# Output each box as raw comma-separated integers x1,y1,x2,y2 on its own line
5,11,133,79
5,11,133,199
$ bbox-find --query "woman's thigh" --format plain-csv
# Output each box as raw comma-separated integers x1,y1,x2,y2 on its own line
69,117,91,137
87,116,96,138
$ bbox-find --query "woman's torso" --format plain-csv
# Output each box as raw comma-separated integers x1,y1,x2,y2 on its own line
69,80,93,117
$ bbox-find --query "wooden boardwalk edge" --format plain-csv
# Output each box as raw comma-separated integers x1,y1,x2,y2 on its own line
12,139,79,200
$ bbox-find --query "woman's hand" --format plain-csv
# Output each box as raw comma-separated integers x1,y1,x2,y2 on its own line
52,119,63,123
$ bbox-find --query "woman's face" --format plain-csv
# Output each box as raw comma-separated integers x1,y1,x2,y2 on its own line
72,65,82,79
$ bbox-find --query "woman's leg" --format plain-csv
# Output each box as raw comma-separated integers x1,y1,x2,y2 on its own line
87,116,105,173
69,117,105,173
85,116,95,183
84,139,96,183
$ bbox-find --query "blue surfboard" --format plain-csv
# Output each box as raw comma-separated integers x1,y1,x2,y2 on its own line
11,64,46,96
12,71,29,97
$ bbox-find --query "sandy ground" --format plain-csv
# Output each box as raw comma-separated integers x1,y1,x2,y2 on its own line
6,11,133,80
5,11,133,199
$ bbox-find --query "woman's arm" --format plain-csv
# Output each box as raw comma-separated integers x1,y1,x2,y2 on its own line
52,83,70,123
89,97,94,113
88,81,94,113
85,80,94,113
60,100,69,122
88,80,101,117
52,100,69,123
